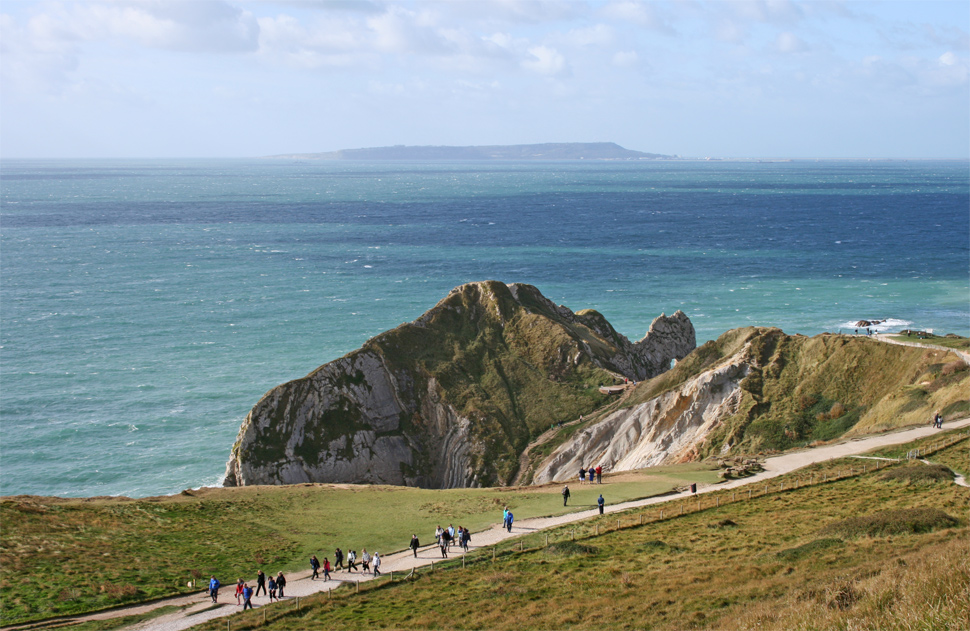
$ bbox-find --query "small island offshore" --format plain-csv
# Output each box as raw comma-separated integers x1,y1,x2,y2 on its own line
266,142,675,161
2,281,968,631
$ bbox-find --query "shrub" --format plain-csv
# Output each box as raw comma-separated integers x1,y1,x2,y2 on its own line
820,507,959,538
879,465,954,484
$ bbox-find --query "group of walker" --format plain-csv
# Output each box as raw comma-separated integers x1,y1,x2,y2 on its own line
206,484,609,611
311,547,382,580
208,569,287,610
579,464,603,484
431,524,472,557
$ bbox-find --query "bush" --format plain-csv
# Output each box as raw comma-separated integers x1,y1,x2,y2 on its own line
820,507,959,538
879,464,954,484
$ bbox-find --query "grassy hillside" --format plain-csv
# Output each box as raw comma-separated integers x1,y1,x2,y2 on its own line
0,464,716,625
624,328,969,456
199,431,969,631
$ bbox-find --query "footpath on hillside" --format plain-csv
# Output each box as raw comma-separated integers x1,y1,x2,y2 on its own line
10,417,967,631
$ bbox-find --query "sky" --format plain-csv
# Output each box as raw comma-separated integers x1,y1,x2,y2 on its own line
1,0,968,159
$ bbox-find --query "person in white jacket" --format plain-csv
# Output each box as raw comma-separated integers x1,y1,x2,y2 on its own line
372,552,381,576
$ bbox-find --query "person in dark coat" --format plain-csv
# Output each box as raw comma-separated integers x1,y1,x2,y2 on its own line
310,555,320,580
255,570,266,597
410,534,420,557
276,572,286,598
597,494,605,515
562,485,571,506
334,547,344,570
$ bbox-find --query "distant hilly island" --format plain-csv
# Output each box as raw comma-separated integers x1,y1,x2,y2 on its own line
266,142,674,161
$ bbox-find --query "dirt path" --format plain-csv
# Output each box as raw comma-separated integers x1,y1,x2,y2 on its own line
871,333,970,364
11,418,969,631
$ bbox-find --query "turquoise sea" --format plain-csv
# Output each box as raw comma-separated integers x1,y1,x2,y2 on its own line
1,159,968,498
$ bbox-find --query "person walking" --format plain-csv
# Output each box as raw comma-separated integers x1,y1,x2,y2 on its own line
267,577,277,602
208,576,220,603
310,555,320,580
505,511,514,533
372,552,381,576
242,583,254,611
439,535,449,558
323,557,332,581
410,534,420,558
334,547,344,570
562,484,570,506
276,572,286,598
235,578,244,605
361,548,371,572
255,570,266,597
597,494,605,515
448,524,456,548
461,526,471,551
347,550,358,572
435,526,443,545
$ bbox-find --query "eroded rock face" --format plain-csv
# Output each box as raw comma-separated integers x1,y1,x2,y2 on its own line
223,281,696,489
531,348,751,484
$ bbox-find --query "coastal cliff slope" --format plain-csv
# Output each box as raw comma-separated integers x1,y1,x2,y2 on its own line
223,281,695,489
532,327,970,483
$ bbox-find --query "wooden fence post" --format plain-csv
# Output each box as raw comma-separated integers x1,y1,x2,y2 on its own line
660,509,663,519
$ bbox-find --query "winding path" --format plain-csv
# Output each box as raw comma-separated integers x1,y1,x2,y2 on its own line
12,418,966,631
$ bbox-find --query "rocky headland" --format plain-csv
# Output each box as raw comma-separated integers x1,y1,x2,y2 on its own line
224,281,695,489
531,327,969,483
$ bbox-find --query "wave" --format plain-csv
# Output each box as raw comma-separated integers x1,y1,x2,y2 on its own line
837,318,914,332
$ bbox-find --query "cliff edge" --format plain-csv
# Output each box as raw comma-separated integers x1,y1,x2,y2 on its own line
223,281,695,489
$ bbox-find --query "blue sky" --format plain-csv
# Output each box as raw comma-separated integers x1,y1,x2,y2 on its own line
1,0,967,158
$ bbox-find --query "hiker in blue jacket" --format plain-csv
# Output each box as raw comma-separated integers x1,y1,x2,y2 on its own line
208,576,220,603
242,584,254,610
505,511,514,532
597,494,605,515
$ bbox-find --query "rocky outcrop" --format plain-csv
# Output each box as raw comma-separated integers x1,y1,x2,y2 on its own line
532,327,970,482
532,350,750,484
223,281,696,489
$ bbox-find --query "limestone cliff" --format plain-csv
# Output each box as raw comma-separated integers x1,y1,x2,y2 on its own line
223,281,696,488
531,327,970,483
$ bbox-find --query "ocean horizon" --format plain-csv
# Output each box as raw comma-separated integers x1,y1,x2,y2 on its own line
2,158,968,498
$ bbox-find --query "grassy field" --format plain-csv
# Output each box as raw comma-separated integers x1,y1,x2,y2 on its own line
889,333,970,351
195,431,969,631
0,463,717,625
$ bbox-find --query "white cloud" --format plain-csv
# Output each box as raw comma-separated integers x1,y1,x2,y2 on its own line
522,44,566,76
776,31,808,53
939,51,956,66
601,1,669,32
612,50,638,67
563,24,613,47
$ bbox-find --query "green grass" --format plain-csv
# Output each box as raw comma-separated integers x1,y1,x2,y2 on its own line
196,450,968,631
889,333,970,350
0,463,716,625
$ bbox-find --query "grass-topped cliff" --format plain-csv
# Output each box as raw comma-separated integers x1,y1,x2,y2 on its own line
224,281,695,489
625,327,970,456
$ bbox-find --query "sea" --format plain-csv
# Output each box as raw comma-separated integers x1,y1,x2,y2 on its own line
1,159,968,498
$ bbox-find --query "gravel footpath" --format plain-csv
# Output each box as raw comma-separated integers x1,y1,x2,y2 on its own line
11,418,968,631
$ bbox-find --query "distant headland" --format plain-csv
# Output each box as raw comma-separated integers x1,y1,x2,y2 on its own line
265,142,675,161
